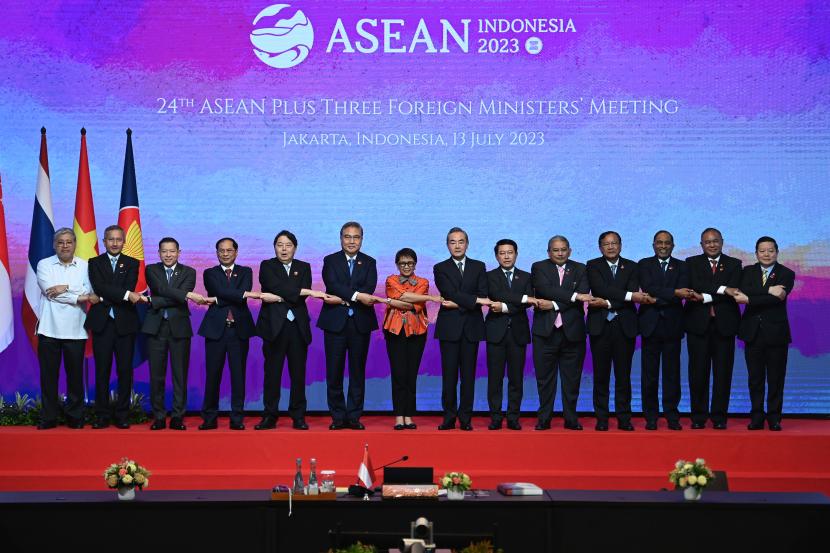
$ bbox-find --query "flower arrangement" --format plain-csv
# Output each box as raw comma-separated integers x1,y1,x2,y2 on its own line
669,458,714,490
441,471,472,492
104,458,151,490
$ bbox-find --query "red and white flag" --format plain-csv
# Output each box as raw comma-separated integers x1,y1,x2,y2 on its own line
0,175,13,353
357,443,375,489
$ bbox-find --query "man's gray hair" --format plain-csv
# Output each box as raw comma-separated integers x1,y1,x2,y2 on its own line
53,228,76,243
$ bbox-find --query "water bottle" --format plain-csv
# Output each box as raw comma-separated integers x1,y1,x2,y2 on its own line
308,458,319,495
293,458,305,494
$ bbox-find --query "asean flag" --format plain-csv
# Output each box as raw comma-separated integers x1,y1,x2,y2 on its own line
117,129,148,366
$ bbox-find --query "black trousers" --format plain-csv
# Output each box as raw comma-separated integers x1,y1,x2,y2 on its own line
486,331,526,424
324,318,370,423
384,330,426,417
37,335,85,423
91,318,135,422
438,337,479,425
745,338,788,426
590,318,635,425
262,320,308,420
533,328,584,426
687,319,735,426
202,324,249,425
147,321,191,420
640,332,682,424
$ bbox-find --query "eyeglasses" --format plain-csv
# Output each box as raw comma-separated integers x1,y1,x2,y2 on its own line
398,261,415,267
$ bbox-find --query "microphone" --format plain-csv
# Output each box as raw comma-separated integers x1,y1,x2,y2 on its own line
348,455,409,497
377,455,409,471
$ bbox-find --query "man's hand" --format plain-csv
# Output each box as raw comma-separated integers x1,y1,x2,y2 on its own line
260,292,282,303
441,300,459,309
430,295,444,303
734,291,750,304
356,292,381,306
186,292,207,305
725,287,741,297
674,288,695,299
309,290,327,299
632,292,655,304
768,284,787,300
87,293,101,304
323,294,343,305
128,291,148,304
45,284,69,299
489,301,504,313
588,297,608,309
204,297,217,305
687,292,704,302
476,297,492,306
535,299,554,311
244,291,262,300
575,293,594,303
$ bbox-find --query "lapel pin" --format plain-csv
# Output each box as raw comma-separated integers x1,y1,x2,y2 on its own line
719,266,724,272
357,260,362,265
232,273,237,278
119,263,124,268
293,271,298,276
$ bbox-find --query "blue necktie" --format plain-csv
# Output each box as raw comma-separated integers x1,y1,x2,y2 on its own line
505,270,513,289
163,267,173,319
108,256,117,318
284,264,295,321
347,258,354,316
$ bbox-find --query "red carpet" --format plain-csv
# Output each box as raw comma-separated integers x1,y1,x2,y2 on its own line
3,416,829,494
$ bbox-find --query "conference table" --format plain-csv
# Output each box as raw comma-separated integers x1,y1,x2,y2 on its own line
0,488,826,552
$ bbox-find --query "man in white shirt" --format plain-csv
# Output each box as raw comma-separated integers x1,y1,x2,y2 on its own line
36,228,99,429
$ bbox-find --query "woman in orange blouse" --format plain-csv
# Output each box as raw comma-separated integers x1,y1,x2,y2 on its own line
384,248,443,430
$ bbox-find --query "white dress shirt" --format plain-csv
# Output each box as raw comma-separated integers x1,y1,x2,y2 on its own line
701,256,727,304
36,255,91,340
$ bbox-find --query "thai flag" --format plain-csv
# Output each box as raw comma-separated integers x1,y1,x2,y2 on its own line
21,128,56,350
0,175,13,352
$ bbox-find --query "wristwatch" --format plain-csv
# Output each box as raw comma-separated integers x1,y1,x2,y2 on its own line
386,298,392,304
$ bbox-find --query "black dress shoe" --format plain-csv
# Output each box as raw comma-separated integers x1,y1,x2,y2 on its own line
487,420,502,430
712,422,727,430
595,421,609,431
92,419,109,429
618,422,635,431
329,421,345,430
255,417,277,430
292,419,309,430
768,422,782,431
230,422,245,431
534,420,551,431
645,421,658,431
747,422,764,430
394,423,406,430
67,419,85,429
691,422,706,429
459,423,473,431
169,418,187,430
668,422,683,431
506,421,522,431
198,421,218,430
404,422,417,430
150,419,165,430
37,421,57,430
438,421,455,430
564,422,583,431
348,420,365,430
114,421,130,430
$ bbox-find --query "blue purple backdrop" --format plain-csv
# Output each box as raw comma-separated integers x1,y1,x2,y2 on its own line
0,0,828,414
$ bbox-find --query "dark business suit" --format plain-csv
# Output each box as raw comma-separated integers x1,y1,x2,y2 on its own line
317,251,378,424
485,266,532,425
433,257,487,426
143,262,196,421
531,259,589,426
685,253,742,426
256,258,313,422
638,256,689,426
738,263,795,427
198,264,255,426
85,253,139,424
587,257,639,426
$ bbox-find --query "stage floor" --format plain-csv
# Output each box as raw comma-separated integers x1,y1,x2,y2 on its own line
4,416,829,494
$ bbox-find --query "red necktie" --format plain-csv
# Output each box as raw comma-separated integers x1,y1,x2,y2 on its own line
709,259,717,317
225,268,234,322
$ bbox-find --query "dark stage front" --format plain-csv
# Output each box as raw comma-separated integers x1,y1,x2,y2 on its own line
0,489,827,553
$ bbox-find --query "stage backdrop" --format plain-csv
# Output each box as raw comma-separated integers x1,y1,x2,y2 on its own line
0,0,828,415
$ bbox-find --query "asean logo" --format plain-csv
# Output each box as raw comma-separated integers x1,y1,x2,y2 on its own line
250,4,313,69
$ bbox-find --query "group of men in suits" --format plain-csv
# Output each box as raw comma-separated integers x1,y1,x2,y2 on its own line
37,222,794,433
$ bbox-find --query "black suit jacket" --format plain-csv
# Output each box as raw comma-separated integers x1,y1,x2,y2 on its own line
256,258,313,344
142,263,196,339
198,265,256,340
433,257,487,342
85,253,140,335
738,263,794,345
530,259,589,342
637,256,689,339
684,253,742,336
586,257,639,338
317,251,378,334
485,267,533,345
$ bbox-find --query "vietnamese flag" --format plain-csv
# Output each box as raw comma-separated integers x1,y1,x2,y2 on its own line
117,128,148,367
73,127,98,357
